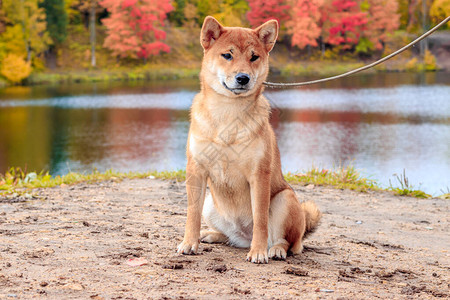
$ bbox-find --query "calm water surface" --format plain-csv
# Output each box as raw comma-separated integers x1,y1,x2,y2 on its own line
0,72,449,195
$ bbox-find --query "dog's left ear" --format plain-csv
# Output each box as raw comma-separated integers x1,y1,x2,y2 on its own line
201,16,224,50
255,19,278,52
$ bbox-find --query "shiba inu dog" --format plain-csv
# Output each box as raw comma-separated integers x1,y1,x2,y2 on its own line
177,16,321,263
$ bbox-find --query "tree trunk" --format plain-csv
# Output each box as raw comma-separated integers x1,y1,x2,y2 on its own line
320,37,325,58
407,0,418,30
19,0,31,62
89,1,96,67
26,42,31,62
420,0,428,60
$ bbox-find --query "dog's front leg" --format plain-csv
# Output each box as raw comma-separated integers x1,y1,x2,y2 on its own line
247,174,270,263
177,164,207,255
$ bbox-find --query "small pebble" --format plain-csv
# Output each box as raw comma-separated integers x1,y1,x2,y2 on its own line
315,288,334,293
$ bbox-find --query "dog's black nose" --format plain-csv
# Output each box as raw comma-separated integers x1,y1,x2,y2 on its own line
235,73,250,85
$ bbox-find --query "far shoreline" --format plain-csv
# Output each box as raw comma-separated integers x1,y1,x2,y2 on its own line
0,59,447,89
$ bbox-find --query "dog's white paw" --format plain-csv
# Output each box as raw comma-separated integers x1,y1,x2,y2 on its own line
246,247,268,264
268,245,287,260
177,240,199,255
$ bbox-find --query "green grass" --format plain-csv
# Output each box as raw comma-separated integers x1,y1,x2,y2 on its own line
387,169,431,199
0,167,186,197
278,61,368,77
26,67,201,85
284,166,379,192
0,166,439,199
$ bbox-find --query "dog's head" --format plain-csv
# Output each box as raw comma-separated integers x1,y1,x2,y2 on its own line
200,16,278,98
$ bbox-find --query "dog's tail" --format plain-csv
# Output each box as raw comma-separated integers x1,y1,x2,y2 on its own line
300,201,322,239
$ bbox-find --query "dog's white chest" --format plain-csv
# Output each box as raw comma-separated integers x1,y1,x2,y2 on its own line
189,133,263,178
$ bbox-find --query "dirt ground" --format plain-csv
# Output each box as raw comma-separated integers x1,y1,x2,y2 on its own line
0,178,448,299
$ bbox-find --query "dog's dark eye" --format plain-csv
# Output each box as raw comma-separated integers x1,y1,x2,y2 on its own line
250,54,259,62
222,53,232,61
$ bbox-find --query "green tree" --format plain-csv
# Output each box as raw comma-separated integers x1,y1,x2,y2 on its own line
40,0,68,44
168,0,187,26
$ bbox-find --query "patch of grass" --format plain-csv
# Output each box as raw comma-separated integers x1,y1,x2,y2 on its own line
284,166,379,192
0,167,185,197
26,67,200,85
278,61,368,77
388,169,431,199
0,166,439,199
438,187,450,200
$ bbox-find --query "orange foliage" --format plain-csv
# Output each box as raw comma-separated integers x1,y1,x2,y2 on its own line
287,0,324,49
0,54,32,83
100,0,173,59
430,0,450,27
363,0,400,50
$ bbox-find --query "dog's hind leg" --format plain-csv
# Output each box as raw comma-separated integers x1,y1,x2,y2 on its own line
201,194,229,244
200,230,228,244
268,189,306,260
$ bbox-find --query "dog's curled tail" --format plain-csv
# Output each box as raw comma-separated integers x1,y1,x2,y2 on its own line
300,201,322,239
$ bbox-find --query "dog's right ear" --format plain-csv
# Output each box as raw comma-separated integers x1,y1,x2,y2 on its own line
201,16,224,50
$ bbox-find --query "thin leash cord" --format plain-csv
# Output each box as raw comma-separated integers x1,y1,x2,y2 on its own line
263,16,450,88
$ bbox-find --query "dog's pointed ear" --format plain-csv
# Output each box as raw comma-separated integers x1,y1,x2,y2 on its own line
201,16,224,50
255,19,278,52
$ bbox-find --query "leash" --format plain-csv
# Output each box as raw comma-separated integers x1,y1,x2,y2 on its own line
264,16,450,88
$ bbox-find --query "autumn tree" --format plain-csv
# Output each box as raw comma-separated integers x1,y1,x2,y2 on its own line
321,0,368,49
247,0,291,27
212,0,249,27
67,0,104,67
0,1,6,34
1,0,51,62
100,0,173,59
183,2,198,28
404,0,434,32
0,53,32,83
352,0,400,53
196,0,220,25
287,0,324,49
430,0,450,27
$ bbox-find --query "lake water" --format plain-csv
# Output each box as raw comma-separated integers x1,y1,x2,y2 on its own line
0,72,449,195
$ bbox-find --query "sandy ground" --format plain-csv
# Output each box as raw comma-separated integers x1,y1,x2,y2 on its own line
0,178,448,299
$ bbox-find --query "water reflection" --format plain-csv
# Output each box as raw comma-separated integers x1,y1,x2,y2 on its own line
0,72,449,195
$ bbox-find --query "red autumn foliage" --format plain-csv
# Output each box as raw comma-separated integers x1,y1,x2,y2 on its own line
247,0,291,27
363,0,400,50
100,0,173,59
321,0,368,48
287,0,324,49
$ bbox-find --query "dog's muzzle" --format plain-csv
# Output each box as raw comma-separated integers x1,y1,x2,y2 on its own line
222,73,252,95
